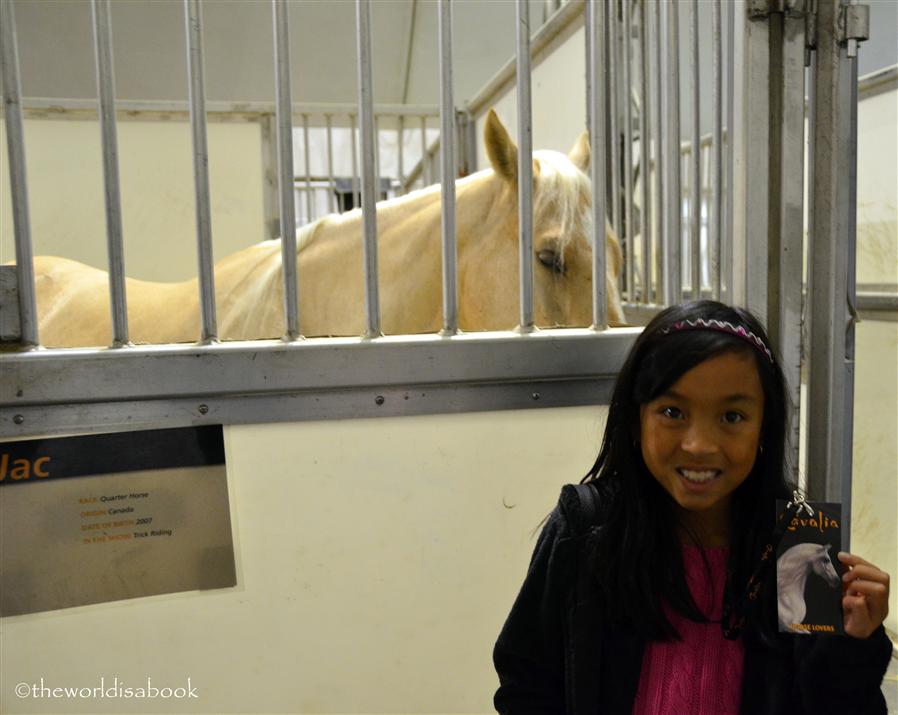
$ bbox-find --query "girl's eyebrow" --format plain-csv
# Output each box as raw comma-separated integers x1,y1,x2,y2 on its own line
660,389,759,403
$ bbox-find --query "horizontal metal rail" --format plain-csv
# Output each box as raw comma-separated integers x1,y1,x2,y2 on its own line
0,330,640,438
20,97,441,119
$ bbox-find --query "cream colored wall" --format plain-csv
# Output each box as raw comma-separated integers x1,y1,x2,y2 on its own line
852,84,897,637
0,118,266,281
1,406,607,715
474,26,587,163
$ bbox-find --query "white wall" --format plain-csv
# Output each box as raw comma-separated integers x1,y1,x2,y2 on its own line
1,407,608,714
0,118,266,282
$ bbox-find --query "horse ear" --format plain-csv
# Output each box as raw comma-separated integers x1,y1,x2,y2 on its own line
569,131,590,172
484,109,518,182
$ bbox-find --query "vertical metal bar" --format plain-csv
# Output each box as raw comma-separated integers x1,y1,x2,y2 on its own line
724,0,735,304
638,1,650,305
325,114,337,213
184,0,217,342
438,0,458,334
420,115,431,186
622,0,634,302
355,0,380,337
768,12,806,485
807,1,857,537
710,0,722,300
689,0,701,299
608,0,621,243
588,0,608,329
731,0,770,317
0,0,38,347
397,115,405,195
302,113,313,222
651,0,663,305
91,0,129,347
374,114,381,197
515,0,534,331
664,0,682,305
350,113,359,207
273,0,299,339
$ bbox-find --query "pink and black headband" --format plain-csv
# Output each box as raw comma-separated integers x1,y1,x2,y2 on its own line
660,318,775,364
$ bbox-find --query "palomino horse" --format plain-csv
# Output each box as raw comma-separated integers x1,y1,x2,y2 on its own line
776,542,841,634
30,110,624,348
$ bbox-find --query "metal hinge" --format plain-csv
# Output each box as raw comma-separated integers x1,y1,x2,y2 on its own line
838,3,870,57
748,0,809,19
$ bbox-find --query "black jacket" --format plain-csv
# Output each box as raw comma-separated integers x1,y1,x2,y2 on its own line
493,484,893,714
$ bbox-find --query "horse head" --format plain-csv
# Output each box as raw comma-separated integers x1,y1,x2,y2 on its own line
456,110,624,331
811,543,841,587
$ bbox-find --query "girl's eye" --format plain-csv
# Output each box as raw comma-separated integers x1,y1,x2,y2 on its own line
723,411,745,424
660,406,683,420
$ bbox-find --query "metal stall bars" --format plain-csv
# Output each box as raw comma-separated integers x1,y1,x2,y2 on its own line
587,0,609,329
438,0,459,335
806,1,870,544
516,0,536,332
273,0,300,340
663,0,682,307
91,0,129,347
688,0,701,300
354,0,381,338
0,0,39,348
1,0,648,438
185,0,218,343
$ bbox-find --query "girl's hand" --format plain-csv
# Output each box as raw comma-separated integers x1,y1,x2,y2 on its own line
838,552,890,639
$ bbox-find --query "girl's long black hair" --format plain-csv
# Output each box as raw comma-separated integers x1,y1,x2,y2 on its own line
583,300,793,645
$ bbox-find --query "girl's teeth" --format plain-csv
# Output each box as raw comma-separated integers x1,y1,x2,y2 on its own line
679,469,718,482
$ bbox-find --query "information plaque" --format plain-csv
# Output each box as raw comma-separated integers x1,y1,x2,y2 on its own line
1,426,236,617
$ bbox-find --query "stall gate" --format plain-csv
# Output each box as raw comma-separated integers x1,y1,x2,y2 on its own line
1,0,871,528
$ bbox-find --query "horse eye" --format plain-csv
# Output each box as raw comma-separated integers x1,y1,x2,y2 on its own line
537,248,565,275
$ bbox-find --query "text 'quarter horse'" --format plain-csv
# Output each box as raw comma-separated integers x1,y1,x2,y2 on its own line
30,110,624,348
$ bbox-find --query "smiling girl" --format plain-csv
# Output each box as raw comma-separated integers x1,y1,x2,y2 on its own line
493,300,891,714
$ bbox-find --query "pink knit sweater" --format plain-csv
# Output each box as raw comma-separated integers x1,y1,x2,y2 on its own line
632,544,745,715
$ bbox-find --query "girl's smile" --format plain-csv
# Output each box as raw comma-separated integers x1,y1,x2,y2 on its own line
639,350,765,545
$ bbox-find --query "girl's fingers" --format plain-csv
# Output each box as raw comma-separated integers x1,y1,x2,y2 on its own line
843,579,888,599
843,564,889,585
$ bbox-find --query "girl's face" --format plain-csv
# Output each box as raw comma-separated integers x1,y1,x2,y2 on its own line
639,350,765,545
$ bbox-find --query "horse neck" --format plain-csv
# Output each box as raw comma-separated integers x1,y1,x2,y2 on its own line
336,169,502,239
782,551,814,590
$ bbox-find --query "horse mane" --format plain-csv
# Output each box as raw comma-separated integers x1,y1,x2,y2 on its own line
533,149,592,256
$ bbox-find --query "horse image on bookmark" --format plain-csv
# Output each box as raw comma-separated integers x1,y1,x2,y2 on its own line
776,500,844,635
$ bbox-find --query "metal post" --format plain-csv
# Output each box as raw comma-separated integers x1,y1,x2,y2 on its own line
689,0,701,299
273,0,300,339
438,0,458,334
663,0,682,305
302,113,313,222
184,0,217,342
622,0,634,302
731,0,770,317
355,0,381,337
710,0,723,299
420,115,431,186
0,0,39,347
638,1,651,305
397,115,405,195
325,114,337,213
91,0,129,347
350,113,359,207
769,10,806,485
516,0,534,331
588,0,608,329
651,0,663,305
608,0,622,243
806,0,864,542
374,114,381,196
724,0,735,304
